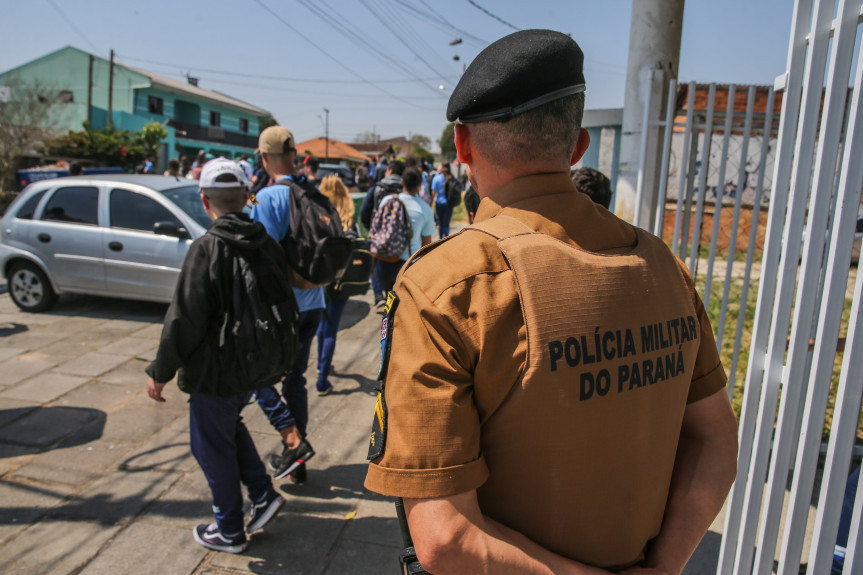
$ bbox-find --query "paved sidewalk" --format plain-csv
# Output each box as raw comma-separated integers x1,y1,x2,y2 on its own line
0,288,399,575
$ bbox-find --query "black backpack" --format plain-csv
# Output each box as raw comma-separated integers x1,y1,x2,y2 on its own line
281,177,353,287
327,228,374,299
445,178,462,207
217,243,300,394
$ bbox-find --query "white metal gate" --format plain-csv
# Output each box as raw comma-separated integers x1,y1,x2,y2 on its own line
641,1,863,573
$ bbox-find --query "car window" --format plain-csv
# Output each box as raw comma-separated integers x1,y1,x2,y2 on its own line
41,186,99,225
159,185,212,229
110,189,181,232
15,190,47,220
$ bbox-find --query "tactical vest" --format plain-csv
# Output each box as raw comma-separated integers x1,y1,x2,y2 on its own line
466,216,702,569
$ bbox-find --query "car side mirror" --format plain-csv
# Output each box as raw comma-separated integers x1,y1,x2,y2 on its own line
154,221,190,239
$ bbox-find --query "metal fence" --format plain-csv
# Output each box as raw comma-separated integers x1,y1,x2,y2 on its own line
638,1,863,573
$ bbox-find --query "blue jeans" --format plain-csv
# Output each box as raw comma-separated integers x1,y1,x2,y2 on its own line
436,202,453,238
316,297,349,388
189,391,274,536
374,258,405,294
256,308,323,437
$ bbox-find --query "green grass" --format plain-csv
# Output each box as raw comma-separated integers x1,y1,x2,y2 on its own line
699,274,858,440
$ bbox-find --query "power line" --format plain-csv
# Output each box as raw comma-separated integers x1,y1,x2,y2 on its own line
45,0,103,55
400,0,488,47
116,54,459,85
250,0,438,111
465,0,519,31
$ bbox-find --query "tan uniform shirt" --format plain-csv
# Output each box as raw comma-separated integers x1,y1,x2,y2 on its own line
364,173,727,569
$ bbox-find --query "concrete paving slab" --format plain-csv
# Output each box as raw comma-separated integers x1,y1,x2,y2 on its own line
14,430,133,486
0,397,39,429
100,405,180,444
97,357,158,386
97,336,160,357
59,468,181,521
133,323,165,340
135,345,158,362
78,520,208,575
0,479,69,537
275,463,368,518
56,352,129,377
0,405,106,448
341,496,402,547
121,426,197,473
309,421,373,467
143,468,212,527
0,443,39,478
0,358,56,386
0,330,67,351
1,518,122,575
325,537,403,575
100,318,159,333
0,346,26,362
34,316,105,336
28,331,128,363
53,380,139,413
211,513,343,575
0,372,89,403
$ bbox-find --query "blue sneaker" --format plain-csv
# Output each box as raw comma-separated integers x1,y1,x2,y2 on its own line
193,523,247,553
247,491,285,534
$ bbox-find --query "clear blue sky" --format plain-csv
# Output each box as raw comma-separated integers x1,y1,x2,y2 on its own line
1,0,792,150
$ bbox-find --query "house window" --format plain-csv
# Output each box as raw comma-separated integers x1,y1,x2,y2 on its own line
148,96,163,115
239,118,249,133
210,111,221,127
58,90,74,103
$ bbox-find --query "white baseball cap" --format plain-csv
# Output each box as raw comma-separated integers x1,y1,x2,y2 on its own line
199,157,249,189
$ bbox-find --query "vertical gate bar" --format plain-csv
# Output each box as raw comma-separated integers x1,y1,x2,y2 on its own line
779,13,863,571
757,3,862,572
688,84,717,279
728,87,775,394
717,86,756,372
653,79,678,237
843,467,863,573
702,85,737,311
716,0,814,572
634,69,656,229
680,114,701,260
673,82,697,255
732,0,836,571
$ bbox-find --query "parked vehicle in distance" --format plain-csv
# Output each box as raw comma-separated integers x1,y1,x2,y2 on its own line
318,163,357,192
1,175,211,312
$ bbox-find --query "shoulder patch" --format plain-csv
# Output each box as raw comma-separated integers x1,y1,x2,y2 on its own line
368,291,399,460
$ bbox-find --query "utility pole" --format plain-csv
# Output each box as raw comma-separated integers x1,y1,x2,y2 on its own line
87,54,93,127
323,107,329,161
616,0,684,227
107,49,115,130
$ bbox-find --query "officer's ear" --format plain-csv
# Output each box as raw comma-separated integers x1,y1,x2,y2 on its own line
454,124,472,165
570,128,591,166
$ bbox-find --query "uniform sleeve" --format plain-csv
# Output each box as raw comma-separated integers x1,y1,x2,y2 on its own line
364,274,489,499
686,290,728,403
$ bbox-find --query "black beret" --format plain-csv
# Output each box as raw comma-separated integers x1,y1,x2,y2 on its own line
446,29,585,123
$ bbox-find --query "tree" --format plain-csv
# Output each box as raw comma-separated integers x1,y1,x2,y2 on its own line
42,122,168,173
439,122,456,160
0,76,61,191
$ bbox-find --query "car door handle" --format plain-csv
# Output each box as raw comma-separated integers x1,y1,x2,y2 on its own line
37,233,51,243
108,241,123,252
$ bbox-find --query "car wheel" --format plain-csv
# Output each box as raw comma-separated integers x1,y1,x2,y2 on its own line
8,262,57,313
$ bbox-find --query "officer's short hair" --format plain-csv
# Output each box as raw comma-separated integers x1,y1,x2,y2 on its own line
467,93,584,169
389,160,405,176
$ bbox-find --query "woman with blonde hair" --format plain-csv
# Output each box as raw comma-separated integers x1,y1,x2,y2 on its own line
315,174,357,396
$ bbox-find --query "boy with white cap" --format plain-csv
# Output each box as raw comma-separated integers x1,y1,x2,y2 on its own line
145,157,287,553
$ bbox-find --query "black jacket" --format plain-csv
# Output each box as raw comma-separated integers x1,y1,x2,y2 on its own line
360,174,403,230
145,212,287,396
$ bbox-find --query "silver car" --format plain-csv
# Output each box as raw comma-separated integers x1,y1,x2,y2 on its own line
1,175,211,312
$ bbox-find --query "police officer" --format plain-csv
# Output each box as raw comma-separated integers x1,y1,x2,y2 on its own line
364,30,738,574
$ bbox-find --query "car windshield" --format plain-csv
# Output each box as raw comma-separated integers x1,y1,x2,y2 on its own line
159,185,211,229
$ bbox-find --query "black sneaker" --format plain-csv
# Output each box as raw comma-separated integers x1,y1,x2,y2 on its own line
247,490,285,534
289,462,307,484
268,439,315,480
193,523,248,553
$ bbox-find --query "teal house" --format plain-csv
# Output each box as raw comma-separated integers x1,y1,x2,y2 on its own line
0,46,272,169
